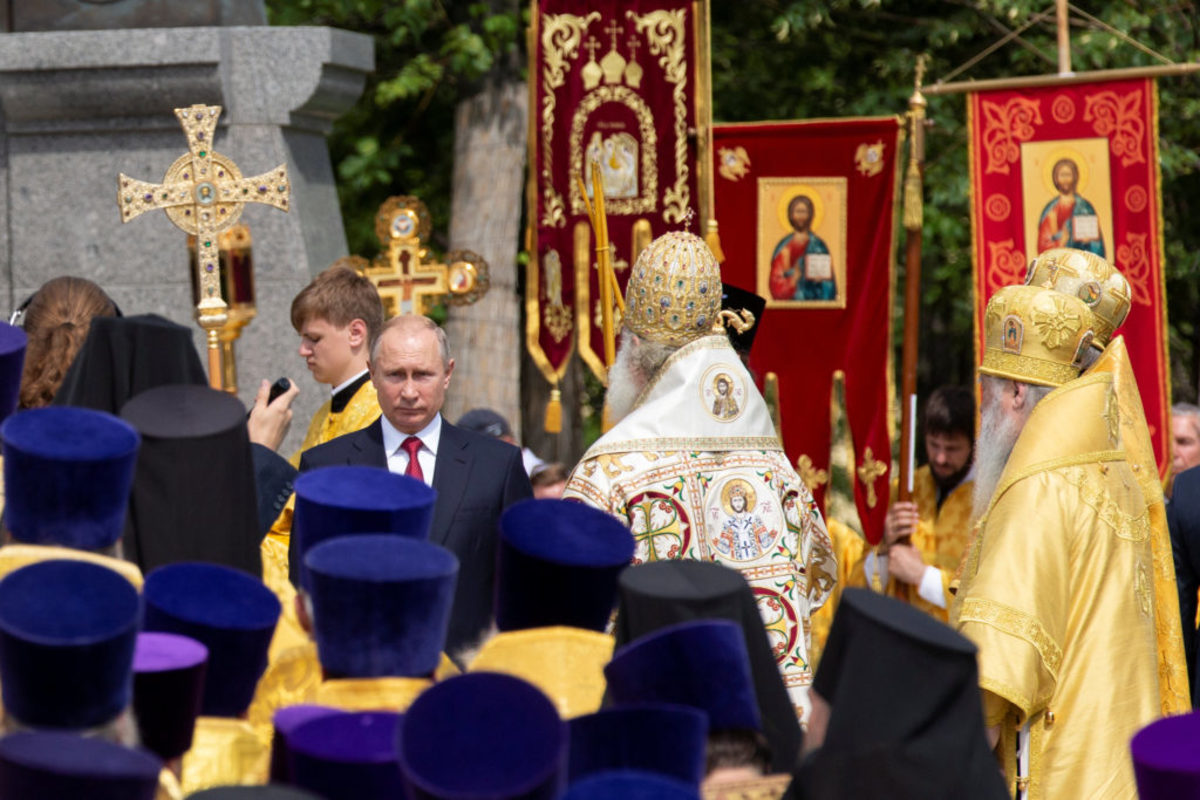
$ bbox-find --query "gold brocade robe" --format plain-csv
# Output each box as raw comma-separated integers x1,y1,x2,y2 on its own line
0,543,143,587
844,467,973,622
951,373,1160,800
468,627,614,718
808,519,864,668
179,717,270,794
701,774,790,800
288,379,380,469
1088,337,1190,715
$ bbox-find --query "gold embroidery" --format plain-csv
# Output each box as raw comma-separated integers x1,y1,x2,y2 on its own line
854,141,886,177
796,454,829,492
1032,294,1081,348
959,597,1064,679
1103,386,1120,447
1135,563,1152,618
540,12,600,228
627,9,690,223
1059,465,1150,542
718,146,751,181
568,86,658,217
540,249,572,343
855,447,887,508
596,453,635,479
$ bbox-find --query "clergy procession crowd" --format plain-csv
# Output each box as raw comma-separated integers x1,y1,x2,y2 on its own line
0,232,1196,800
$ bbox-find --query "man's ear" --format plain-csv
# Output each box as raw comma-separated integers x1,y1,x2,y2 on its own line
347,318,368,348
1010,380,1030,410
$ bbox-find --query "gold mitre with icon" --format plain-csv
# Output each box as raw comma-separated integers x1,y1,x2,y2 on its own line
1025,248,1131,349
468,626,614,718
981,284,1097,388
624,231,722,347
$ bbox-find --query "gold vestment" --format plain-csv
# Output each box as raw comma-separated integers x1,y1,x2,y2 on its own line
0,543,143,587
468,627,614,718
701,774,790,800
952,373,1160,800
179,717,269,794
807,518,864,667
1087,336,1189,715
844,467,973,622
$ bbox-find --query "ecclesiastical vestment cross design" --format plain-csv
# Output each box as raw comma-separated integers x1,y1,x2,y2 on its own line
361,196,488,318
856,446,888,509
116,104,290,387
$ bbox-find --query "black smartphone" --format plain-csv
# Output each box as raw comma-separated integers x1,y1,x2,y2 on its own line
267,377,292,405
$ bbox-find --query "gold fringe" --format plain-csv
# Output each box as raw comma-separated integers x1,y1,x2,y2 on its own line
705,219,726,263
544,387,562,434
902,159,923,231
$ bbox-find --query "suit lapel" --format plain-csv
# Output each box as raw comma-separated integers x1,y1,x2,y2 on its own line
431,422,471,546
353,419,388,469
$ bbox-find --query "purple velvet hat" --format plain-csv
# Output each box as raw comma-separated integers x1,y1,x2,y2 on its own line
568,704,708,787
288,711,405,800
0,321,27,424
562,770,701,800
1132,711,1200,798
0,731,160,800
398,672,567,800
142,562,281,718
132,632,208,761
305,534,459,679
270,705,345,783
1,406,140,549
0,560,141,729
292,466,437,589
604,619,761,733
496,499,635,633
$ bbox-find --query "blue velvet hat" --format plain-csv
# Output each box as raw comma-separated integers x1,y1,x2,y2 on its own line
293,466,437,589
142,562,281,717
398,672,567,800
568,705,708,787
1,406,139,549
0,321,27,424
0,732,161,800
1132,712,1200,798
132,632,208,761
496,499,635,633
305,534,459,678
271,705,346,783
288,711,404,800
562,771,701,800
0,560,140,729
604,619,761,733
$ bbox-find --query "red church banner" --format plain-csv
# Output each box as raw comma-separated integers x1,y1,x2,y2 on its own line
526,0,702,392
713,118,901,545
968,78,1170,473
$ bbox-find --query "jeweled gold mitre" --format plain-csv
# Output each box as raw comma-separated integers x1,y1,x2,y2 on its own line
1025,248,1131,348
981,284,1096,388
624,231,721,347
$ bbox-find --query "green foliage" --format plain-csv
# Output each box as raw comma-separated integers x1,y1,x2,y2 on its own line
265,0,523,261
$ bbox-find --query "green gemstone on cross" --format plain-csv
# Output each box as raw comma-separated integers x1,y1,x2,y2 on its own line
203,241,211,248
198,151,207,158
161,192,168,199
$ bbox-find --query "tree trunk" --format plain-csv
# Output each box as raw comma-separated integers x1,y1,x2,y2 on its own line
444,80,527,436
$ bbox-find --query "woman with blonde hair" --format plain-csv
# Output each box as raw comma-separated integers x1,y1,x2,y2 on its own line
17,276,117,409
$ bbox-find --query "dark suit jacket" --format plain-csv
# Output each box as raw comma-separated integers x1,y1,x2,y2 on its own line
1169,465,1200,705
297,416,533,654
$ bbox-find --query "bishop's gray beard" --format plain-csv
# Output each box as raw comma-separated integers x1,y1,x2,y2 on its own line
972,397,1023,522
605,338,642,423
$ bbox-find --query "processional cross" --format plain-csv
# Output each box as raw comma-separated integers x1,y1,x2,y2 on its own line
117,104,290,388
360,196,488,317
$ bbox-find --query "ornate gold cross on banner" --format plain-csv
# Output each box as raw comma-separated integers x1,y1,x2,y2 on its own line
361,196,488,317
117,104,290,389
856,446,888,509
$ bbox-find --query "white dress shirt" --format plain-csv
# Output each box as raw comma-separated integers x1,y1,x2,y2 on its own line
863,552,947,609
380,413,441,487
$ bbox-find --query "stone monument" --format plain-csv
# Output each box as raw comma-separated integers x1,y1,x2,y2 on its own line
0,0,373,452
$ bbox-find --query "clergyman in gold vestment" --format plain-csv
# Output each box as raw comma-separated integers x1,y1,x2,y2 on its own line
952,284,1160,800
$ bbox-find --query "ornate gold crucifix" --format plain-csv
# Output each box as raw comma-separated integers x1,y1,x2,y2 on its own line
856,446,888,508
361,196,488,317
117,104,290,389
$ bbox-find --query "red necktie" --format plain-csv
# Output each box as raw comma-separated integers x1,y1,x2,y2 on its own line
401,436,424,482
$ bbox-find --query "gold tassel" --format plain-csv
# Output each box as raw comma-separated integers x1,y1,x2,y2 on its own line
544,387,562,433
704,220,726,263
902,159,923,231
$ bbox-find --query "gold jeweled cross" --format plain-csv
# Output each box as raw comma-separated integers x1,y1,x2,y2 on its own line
361,196,488,317
856,446,888,508
117,104,290,387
